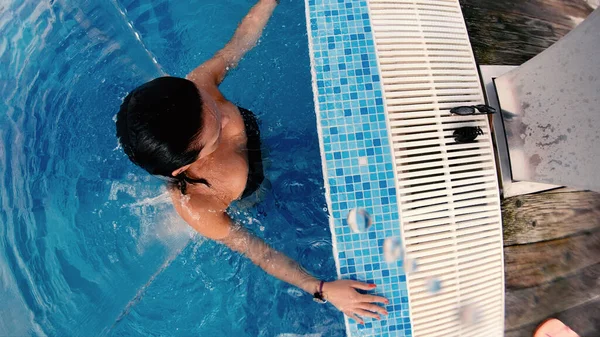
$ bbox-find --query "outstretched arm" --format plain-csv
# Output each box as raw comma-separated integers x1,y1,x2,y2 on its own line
221,225,389,324
171,192,389,325
221,224,319,292
188,0,278,86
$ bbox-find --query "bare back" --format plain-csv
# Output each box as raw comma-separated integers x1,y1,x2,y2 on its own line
168,0,277,239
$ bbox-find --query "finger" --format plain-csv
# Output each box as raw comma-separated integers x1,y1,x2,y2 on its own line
350,281,377,291
354,308,381,320
345,312,364,325
359,294,389,304
358,303,388,316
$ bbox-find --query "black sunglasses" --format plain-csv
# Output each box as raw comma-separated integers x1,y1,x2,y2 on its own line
450,104,496,116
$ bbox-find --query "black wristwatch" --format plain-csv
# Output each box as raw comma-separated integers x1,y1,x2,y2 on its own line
313,280,327,304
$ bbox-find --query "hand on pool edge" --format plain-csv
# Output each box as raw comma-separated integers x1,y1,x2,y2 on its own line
323,280,389,325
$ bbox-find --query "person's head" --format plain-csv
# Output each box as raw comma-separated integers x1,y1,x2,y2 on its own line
116,76,225,181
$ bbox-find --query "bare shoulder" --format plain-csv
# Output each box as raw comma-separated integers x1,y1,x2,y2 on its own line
169,187,231,240
188,75,225,101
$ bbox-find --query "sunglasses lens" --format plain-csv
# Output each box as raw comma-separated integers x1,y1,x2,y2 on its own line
475,105,497,114
451,106,474,115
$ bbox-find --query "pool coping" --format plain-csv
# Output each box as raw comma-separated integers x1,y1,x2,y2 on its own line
304,1,412,336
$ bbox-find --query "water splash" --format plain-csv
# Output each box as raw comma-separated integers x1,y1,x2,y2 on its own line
458,304,481,326
346,208,372,233
425,278,442,294
404,256,418,274
107,0,164,75
383,237,403,263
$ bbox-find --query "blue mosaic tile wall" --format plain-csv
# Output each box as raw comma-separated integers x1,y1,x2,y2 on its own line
305,0,413,336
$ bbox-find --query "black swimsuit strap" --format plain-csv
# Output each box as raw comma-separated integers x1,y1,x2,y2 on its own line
238,106,264,199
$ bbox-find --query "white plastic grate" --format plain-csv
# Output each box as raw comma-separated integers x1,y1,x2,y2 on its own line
366,0,505,336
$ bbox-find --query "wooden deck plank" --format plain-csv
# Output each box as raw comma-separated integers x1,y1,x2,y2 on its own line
504,262,600,330
502,191,600,334
459,0,595,65
504,297,600,337
502,191,600,246
504,230,600,289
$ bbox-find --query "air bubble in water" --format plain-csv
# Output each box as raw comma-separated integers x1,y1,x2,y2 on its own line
346,208,372,233
426,278,442,294
383,237,403,263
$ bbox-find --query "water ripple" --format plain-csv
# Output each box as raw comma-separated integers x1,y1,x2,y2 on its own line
0,0,168,335
0,0,343,335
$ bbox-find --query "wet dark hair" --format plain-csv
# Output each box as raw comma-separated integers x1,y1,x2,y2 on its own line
116,76,208,193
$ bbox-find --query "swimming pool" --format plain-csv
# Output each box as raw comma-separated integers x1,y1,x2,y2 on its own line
0,0,348,335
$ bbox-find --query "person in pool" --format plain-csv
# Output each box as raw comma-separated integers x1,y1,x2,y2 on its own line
116,0,388,325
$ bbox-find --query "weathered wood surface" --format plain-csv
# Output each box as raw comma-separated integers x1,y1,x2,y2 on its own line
504,262,600,330
502,190,600,245
459,0,595,65
504,230,600,288
504,297,600,337
502,190,600,335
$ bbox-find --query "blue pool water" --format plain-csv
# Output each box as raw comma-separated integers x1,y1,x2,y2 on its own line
0,0,347,335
